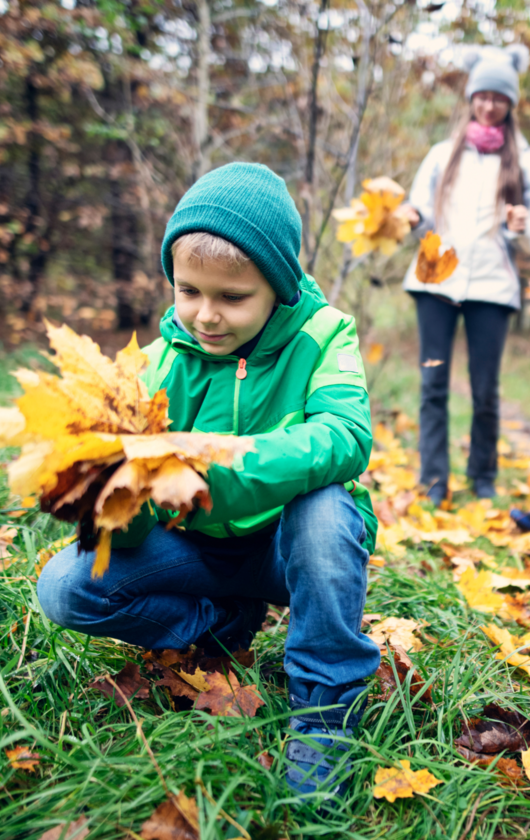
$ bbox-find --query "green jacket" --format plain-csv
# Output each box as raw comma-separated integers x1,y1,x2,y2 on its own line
117,275,377,553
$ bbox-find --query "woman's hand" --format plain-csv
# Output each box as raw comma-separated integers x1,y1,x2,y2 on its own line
400,203,421,228
506,204,528,233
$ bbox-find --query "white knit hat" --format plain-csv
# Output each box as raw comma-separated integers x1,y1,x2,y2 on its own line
464,44,529,106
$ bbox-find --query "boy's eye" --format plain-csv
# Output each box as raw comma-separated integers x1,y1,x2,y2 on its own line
224,294,246,302
179,287,198,296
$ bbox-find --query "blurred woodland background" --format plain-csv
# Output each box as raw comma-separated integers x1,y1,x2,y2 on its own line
1,0,530,351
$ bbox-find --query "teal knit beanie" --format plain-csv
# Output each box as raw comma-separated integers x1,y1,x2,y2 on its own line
161,162,303,303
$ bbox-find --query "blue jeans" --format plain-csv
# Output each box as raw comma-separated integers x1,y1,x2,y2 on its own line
37,484,381,688
412,293,512,492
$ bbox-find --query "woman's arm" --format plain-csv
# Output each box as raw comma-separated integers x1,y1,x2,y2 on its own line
406,143,446,238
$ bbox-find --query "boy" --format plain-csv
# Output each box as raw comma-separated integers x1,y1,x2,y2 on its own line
37,163,381,798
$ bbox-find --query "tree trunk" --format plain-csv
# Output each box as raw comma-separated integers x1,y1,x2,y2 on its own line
192,0,211,182
107,141,139,330
21,77,46,313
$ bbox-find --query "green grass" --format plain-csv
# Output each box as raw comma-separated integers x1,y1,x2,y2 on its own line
2,340,530,838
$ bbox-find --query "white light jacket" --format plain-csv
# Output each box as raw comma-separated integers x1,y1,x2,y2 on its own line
403,135,530,310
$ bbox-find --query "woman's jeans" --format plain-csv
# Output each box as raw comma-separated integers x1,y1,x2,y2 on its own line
37,484,381,690
413,293,512,493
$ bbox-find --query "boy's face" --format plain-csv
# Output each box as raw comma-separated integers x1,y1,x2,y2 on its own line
173,252,278,356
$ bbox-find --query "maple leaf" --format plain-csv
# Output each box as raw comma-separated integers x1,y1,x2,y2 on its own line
481,625,530,677
196,671,265,718
415,231,458,284
457,568,505,614
89,661,150,707
141,792,199,840
373,760,442,802
368,617,423,652
38,817,89,840
333,176,410,257
6,745,40,771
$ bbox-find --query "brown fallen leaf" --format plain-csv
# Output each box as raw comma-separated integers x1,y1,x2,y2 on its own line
156,667,199,702
89,661,149,707
196,671,265,718
373,759,442,802
141,792,199,840
457,747,525,786
257,751,274,769
415,231,458,285
143,646,255,676
456,704,530,754
38,816,89,840
6,745,40,771
375,655,433,704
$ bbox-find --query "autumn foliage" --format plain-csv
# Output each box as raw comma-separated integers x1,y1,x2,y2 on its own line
333,176,411,257
0,322,251,577
415,231,458,285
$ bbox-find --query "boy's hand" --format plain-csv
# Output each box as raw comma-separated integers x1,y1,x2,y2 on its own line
506,204,528,233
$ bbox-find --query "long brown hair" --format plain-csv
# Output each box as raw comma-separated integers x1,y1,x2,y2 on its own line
434,107,524,229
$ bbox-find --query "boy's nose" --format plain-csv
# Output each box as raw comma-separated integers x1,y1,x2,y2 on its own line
196,300,221,324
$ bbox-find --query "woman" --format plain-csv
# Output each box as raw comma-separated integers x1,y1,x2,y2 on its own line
402,45,530,505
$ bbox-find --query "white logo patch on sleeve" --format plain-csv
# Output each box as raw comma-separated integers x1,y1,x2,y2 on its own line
337,353,359,373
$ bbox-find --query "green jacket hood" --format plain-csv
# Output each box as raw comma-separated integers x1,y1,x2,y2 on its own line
159,274,327,359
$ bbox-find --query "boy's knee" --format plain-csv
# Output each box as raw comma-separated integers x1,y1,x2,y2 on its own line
283,484,367,557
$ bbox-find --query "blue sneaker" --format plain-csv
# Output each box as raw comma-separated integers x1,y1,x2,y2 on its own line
285,718,353,798
511,508,530,532
285,678,366,800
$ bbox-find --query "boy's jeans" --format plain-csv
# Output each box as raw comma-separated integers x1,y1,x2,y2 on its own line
37,484,381,689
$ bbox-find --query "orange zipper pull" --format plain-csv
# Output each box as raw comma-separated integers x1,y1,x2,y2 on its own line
236,358,247,380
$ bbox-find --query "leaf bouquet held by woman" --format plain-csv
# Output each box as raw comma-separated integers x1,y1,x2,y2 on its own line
401,45,530,505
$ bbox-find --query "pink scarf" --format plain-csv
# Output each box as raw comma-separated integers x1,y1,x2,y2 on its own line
466,121,505,154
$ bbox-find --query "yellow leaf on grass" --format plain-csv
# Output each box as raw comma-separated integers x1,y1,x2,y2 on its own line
522,749,530,781
373,760,442,803
376,523,406,557
177,667,210,692
457,568,505,613
368,617,423,652
481,624,530,677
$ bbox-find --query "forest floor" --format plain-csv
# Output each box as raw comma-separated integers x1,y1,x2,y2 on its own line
1,331,530,839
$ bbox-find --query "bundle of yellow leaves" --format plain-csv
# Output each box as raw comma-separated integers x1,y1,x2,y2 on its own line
0,323,252,577
332,176,411,257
